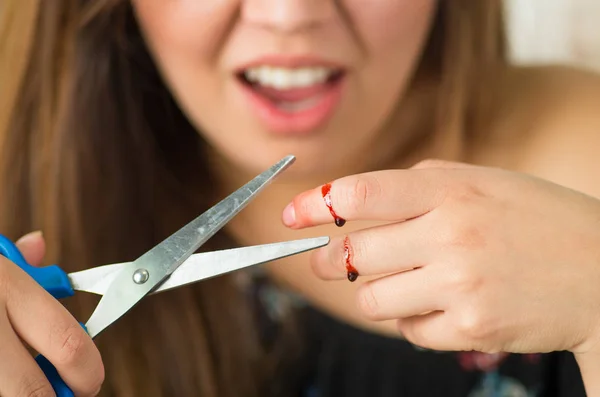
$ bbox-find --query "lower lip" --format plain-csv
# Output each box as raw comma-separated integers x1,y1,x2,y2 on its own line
237,77,345,136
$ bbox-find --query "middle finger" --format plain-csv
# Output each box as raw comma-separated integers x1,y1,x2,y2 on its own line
310,220,433,280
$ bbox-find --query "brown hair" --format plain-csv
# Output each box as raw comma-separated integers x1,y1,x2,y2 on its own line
0,1,506,396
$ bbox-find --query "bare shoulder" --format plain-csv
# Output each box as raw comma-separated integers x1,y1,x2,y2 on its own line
472,65,600,197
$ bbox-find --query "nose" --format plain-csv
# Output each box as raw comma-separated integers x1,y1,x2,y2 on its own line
242,0,335,33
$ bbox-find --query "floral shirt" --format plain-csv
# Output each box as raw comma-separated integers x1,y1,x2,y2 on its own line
245,270,587,397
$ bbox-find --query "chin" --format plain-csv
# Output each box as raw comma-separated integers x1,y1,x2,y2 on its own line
207,135,345,183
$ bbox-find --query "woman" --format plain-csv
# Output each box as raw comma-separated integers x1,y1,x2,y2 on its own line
1,1,600,396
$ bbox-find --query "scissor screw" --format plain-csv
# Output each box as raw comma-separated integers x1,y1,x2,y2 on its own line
133,268,150,284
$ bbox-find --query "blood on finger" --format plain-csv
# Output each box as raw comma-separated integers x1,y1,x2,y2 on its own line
343,236,359,282
320,183,357,281
321,183,346,227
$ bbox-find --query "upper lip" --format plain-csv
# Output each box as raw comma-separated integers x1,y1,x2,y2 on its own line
234,55,346,73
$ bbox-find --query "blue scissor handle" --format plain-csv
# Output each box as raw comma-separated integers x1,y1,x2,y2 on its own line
0,234,82,397
0,234,74,299
35,355,76,397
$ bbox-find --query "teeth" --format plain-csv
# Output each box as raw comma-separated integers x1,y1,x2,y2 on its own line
244,66,334,90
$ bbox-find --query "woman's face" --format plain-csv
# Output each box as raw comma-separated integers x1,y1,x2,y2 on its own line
132,1,436,176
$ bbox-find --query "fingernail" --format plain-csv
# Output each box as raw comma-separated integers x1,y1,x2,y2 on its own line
16,230,43,244
282,202,296,227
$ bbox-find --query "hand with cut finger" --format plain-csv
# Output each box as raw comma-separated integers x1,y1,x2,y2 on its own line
282,159,600,361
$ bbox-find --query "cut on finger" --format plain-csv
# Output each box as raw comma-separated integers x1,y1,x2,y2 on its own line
310,220,433,280
283,169,449,228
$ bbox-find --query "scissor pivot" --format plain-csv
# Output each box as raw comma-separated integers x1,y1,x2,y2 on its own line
132,268,150,284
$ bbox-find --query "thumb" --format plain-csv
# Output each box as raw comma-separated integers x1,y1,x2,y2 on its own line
15,231,46,267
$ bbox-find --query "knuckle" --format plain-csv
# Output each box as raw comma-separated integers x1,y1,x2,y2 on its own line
344,175,381,214
446,269,497,342
412,158,449,169
446,266,483,297
17,377,55,397
412,158,479,171
450,181,488,204
356,283,381,320
456,308,493,342
346,179,368,214
49,323,104,395
439,219,487,251
346,175,381,212
51,323,87,366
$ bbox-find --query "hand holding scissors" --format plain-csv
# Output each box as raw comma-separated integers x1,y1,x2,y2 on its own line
0,155,329,397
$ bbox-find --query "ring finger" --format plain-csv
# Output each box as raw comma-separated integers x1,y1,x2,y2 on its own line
355,266,446,321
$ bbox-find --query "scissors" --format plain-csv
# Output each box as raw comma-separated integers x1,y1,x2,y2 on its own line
0,155,329,397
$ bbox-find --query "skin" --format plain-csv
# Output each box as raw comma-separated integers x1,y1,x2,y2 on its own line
0,232,104,397
131,0,437,179
2,1,600,396
279,68,600,393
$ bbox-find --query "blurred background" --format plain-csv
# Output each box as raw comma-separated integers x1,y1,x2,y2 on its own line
505,0,600,72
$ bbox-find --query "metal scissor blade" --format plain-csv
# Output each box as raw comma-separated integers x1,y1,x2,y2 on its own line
83,155,296,338
70,236,329,296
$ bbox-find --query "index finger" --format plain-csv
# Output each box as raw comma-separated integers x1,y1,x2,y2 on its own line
282,169,448,228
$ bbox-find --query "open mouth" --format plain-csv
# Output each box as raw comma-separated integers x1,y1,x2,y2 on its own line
236,66,345,113
234,63,347,135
